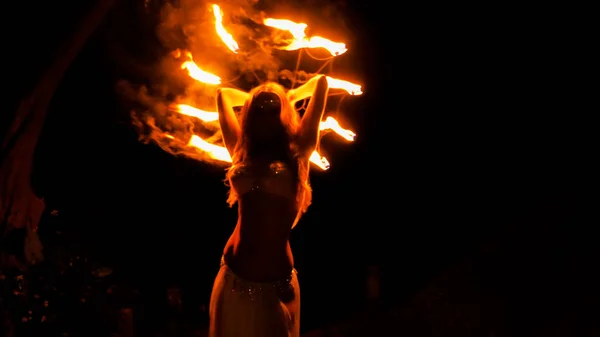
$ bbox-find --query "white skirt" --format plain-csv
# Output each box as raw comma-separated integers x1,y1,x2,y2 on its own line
209,261,300,337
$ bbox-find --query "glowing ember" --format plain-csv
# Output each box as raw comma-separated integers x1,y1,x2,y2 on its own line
212,4,239,54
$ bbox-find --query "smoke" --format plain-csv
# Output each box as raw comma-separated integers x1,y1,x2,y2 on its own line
119,0,350,166
156,0,284,80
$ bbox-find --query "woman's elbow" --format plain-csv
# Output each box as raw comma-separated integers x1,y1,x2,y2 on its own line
314,76,329,97
216,88,225,104
316,75,328,88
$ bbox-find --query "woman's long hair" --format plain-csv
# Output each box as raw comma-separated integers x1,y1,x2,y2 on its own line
225,82,312,214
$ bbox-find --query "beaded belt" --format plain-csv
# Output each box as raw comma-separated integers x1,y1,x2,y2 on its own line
220,258,297,303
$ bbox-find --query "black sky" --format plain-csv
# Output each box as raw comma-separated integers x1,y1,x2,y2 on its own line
2,0,591,332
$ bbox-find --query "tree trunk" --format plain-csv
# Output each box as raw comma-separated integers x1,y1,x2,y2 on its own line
0,0,119,266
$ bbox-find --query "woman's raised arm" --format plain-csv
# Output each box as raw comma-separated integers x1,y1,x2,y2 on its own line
294,75,329,156
216,88,249,155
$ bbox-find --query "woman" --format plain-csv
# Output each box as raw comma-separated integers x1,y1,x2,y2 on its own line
209,74,329,337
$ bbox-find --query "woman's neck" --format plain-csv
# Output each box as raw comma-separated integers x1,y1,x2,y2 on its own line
247,154,289,165
247,144,292,163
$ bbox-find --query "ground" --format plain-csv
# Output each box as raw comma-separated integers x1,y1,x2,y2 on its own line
1,196,597,337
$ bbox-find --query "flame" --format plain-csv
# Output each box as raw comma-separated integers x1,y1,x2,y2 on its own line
162,133,230,162
171,104,354,143
212,4,239,54
320,116,355,141
171,104,219,122
309,151,330,170
188,135,232,162
169,103,354,169
180,51,222,84
263,18,347,56
326,76,362,95
186,134,330,171
139,7,361,172
188,132,330,170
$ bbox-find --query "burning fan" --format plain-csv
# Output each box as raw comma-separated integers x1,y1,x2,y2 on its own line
131,1,362,171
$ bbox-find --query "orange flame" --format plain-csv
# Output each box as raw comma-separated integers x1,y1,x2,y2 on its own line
320,116,355,141
171,104,219,123
309,151,330,170
188,135,232,162
326,76,362,95
169,103,354,169
263,18,347,56
186,134,330,171
180,51,221,84
140,7,360,171
172,104,354,142
212,4,239,54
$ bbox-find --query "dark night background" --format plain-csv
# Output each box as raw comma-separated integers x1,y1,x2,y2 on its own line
1,0,595,336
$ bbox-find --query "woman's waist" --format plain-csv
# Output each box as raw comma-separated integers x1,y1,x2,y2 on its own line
223,239,294,282
218,259,298,303
238,198,299,224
